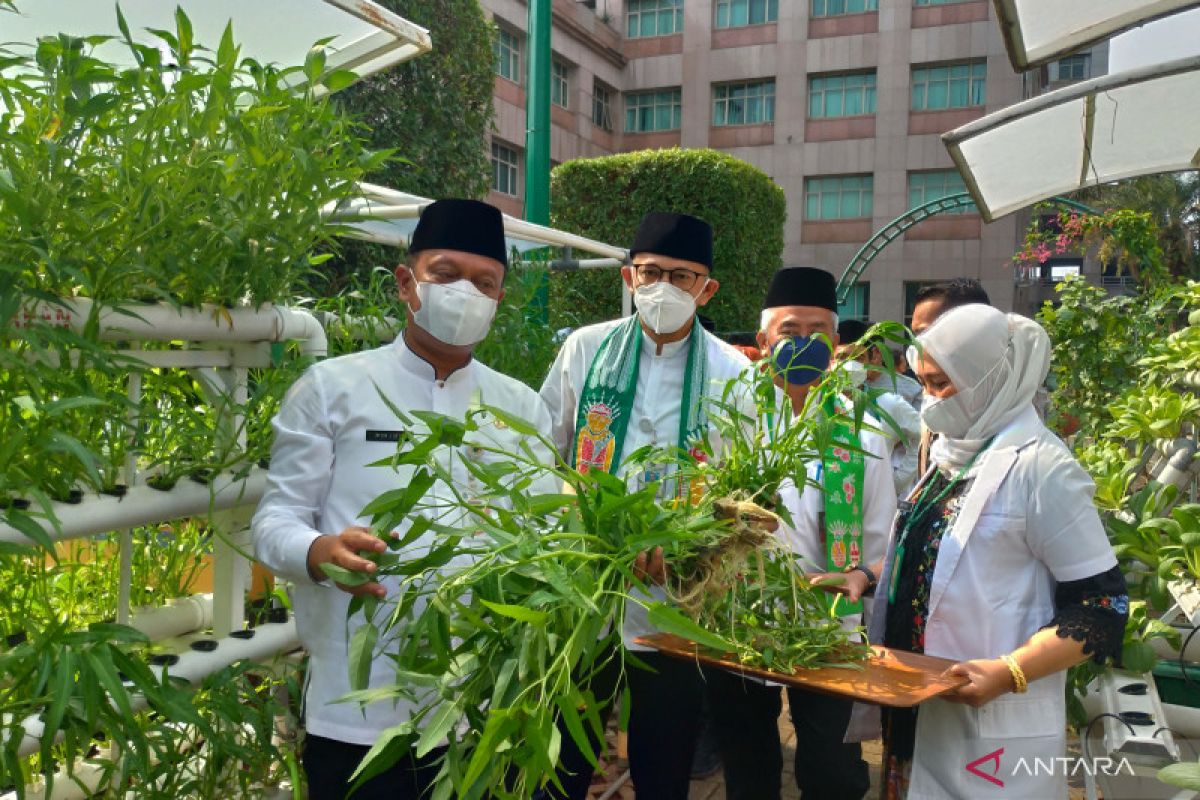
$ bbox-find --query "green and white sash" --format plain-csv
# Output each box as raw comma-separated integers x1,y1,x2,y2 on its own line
571,315,708,489
820,397,866,617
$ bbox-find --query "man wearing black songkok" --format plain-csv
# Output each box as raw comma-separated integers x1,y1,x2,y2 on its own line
703,266,894,800
253,198,559,800
540,211,752,799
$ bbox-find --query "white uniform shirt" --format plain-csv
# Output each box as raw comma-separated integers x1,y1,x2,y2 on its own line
776,414,898,627
253,337,554,746
867,371,922,411
866,406,1116,799
872,390,922,498
540,318,750,650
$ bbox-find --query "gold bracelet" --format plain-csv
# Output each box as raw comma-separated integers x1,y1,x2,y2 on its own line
1001,653,1028,694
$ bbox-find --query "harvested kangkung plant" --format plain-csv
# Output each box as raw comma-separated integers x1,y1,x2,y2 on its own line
667,497,778,615
331,361,882,798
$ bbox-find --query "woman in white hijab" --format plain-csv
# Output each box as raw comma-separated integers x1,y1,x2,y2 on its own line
832,304,1127,799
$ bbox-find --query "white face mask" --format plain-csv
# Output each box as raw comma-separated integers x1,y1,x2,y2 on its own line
633,281,703,335
410,278,498,346
843,359,868,388
920,392,975,438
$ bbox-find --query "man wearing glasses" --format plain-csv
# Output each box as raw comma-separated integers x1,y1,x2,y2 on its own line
539,211,751,800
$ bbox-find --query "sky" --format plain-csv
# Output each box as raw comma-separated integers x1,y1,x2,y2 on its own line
1109,6,1200,71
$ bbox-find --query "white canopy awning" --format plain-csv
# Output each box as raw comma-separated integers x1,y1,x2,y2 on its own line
327,184,629,264
993,0,1200,69
2,0,431,80
943,56,1200,222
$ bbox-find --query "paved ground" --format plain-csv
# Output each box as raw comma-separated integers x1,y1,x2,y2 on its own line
585,694,1090,800
582,695,876,800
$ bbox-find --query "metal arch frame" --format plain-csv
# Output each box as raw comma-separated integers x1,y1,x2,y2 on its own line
835,193,1097,303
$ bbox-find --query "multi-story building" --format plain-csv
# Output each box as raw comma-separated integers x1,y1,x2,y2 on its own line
479,0,1108,323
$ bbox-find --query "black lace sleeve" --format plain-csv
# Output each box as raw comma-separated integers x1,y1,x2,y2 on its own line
1046,565,1129,665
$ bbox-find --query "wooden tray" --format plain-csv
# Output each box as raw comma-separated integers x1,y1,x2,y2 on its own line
635,633,967,708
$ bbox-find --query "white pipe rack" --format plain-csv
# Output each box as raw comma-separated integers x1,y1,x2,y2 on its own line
331,201,628,261
16,299,328,357
11,719,297,800
12,619,300,760
127,594,215,643
0,469,268,546
314,309,401,342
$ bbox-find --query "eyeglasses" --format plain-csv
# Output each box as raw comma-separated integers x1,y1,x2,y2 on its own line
633,264,708,292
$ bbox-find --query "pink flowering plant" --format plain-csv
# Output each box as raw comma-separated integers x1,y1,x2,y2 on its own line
1014,206,1167,284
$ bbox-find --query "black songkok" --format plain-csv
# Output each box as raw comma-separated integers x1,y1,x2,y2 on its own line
630,212,714,270
409,198,508,269
837,318,870,344
762,266,837,311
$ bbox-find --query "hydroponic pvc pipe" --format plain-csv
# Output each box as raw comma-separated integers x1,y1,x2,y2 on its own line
127,594,215,642
0,469,268,546
511,257,625,271
1153,438,1198,493
1179,371,1200,392
13,619,300,759
17,299,328,358
313,310,401,342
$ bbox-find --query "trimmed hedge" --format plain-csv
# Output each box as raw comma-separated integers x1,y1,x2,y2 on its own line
549,148,786,333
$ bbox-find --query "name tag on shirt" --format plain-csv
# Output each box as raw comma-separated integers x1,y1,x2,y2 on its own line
365,429,406,443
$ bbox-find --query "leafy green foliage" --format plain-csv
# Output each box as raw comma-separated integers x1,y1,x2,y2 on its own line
474,266,576,389
129,662,300,799
0,625,300,797
1042,270,1200,728
338,362,872,797
1016,207,1169,288
0,12,384,307
1075,172,1200,278
1038,277,1174,438
0,10,383,514
549,148,787,333
1159,761,1200,791
0,12,372,794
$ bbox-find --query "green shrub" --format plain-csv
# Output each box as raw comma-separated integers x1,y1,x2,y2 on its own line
549,148,786,333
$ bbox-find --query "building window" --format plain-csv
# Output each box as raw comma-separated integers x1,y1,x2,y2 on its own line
593,81,615,131
494,27,521,83
626,88,682,132
1052,54,1090,82
811,0,878,17
627,0,683,38
808,72,877,118
716,0,777,27
1102,259,1136,286
907,170,975,213
1041,258,1082,285
491,141,519,196
911,61,986,110
713,80,776,126
805,175,873,220
552,59,570,109
839,283,870,322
